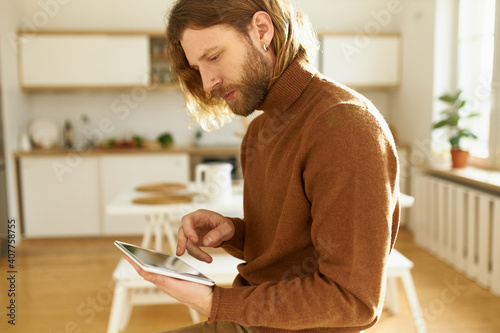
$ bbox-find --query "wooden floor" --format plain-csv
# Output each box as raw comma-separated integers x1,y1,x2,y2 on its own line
1,228,500,333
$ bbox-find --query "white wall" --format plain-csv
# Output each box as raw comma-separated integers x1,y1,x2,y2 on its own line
391,0,436,147
20,0,172,31
19,0,401,32
27,90,192,146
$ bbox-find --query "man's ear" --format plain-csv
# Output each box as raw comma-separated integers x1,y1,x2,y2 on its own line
248,11,274,49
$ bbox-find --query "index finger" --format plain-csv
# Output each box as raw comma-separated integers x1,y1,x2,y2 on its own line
179,212,202,244
177,224,213,262
176,225,189,256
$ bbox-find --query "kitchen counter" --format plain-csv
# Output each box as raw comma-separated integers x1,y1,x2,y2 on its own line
16,144,242,237
14,145,240,157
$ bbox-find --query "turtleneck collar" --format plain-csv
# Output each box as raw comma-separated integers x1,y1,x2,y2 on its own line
256,57,316,119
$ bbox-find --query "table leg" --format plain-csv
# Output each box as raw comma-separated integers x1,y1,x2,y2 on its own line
141,215,154,248
143,213,164,251
163,212,180,254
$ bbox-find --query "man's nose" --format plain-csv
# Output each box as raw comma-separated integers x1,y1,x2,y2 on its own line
200,69,221,92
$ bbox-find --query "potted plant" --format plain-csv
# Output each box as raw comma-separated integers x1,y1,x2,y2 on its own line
433,90,480,168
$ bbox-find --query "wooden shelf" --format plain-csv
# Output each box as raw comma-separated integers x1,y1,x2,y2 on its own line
21,82,179,93
14,145,240,158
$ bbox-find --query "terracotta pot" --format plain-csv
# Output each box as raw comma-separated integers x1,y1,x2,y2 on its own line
450,150,470,169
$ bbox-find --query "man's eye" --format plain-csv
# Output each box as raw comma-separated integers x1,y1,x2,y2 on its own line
210,54,220,62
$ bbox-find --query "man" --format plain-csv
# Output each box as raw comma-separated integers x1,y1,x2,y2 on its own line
126,0,400,332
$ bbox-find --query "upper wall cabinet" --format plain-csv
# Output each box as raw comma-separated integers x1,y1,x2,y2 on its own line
18,32,173,91
319,34,401,88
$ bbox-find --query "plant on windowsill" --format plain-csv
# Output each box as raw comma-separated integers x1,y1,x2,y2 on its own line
432,90,480,169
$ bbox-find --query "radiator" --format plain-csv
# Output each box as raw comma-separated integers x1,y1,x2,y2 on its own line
412,171,500,296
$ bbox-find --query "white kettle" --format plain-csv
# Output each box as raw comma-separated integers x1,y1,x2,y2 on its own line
195,162,233,203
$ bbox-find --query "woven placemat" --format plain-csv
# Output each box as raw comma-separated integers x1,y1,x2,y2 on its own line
135,182,188,192
132,194,194,205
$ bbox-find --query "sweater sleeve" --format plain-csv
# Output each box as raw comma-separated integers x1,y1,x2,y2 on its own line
220,217,245,260
209,103,400,331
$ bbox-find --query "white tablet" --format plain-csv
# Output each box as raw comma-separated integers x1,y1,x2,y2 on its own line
114,241,215,286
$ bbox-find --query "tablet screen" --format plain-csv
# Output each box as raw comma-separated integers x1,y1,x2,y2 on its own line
121,242,201,277
115,241,215,285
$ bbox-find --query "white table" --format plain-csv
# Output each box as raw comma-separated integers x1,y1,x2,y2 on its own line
106,183,244,253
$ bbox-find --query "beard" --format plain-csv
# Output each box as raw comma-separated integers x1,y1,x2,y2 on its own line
212,42,273,117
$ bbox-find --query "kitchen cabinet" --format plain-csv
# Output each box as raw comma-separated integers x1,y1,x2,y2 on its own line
19,156,101,237
100,153,189,235
18,32,152,90
319,34,400,88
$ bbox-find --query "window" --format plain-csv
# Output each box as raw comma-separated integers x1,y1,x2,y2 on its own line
456,0,496,161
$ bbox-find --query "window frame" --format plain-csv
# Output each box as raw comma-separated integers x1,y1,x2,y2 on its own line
456,0,500,169
487,3,500,169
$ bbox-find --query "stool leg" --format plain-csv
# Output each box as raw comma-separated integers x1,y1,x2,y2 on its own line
385,276,400,314
188,307,201,323
120,288,134,331
401,271,426,333
107,282,128,333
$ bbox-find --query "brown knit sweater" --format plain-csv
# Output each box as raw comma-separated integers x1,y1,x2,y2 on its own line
208,58,400,333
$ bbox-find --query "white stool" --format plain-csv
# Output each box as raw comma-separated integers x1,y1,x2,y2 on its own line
386,249,426,333
107,212,243,333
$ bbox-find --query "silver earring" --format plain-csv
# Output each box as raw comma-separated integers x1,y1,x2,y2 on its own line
263,44,268,51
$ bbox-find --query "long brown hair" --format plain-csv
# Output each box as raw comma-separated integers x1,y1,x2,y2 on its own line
165,0,319,130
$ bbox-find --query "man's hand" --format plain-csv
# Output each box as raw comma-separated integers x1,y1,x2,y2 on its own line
123,255,214,316
177,209,235,263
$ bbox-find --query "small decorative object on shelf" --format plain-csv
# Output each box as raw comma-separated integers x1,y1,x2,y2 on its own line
195,130,203,147
63,120,73,149
81,114,93,149
150,36,174,86
157,132,174,148
432,90,480,169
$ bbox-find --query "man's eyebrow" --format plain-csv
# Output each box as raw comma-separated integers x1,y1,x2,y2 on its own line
199,46,218,61
189,46,218,68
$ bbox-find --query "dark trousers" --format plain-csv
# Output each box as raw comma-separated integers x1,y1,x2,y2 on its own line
159,321,259,333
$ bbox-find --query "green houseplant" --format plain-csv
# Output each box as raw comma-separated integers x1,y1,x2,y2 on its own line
433,90,480,168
